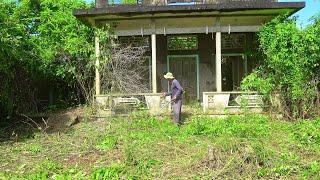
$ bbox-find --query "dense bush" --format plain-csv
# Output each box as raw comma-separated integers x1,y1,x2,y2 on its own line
242,16,320,119
0,0,94,120
0,1,37,118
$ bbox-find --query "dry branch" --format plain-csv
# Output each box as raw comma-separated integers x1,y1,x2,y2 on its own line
19,114,49,132
101,44,150,94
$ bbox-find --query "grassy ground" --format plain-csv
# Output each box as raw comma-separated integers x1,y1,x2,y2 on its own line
0,109,319,179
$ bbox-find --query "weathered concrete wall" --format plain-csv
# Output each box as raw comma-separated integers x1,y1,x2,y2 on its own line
199,63,215,100
198,34,215,100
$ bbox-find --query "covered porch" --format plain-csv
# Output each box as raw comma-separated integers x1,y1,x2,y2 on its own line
74,1,304,114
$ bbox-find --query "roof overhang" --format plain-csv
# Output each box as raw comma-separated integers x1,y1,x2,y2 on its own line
74,2,305,26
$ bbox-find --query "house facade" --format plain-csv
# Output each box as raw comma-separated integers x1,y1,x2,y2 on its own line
74,0,304,114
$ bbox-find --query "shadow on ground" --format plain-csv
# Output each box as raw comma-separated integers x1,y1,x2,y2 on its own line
0,108,87,143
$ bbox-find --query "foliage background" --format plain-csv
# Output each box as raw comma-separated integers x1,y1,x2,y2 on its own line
242,16,320,119
0,0,94,121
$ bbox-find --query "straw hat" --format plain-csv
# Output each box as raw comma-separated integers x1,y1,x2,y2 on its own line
164,72,174,79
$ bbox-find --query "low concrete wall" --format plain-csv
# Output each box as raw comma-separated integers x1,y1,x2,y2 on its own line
203,91,264,114
95,93,171,116
145,94,171,115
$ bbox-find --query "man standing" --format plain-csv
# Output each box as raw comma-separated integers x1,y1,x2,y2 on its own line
162,72,183,125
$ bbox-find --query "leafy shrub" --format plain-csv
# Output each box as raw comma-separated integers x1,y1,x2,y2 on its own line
123,144,160,178
97,135,118,150
91,164,125,180
183,116,210,135
242,16,320,119
0,0,96,120
37,160,62,172
291,118,320,148
303,161,320,178
241,70,274,96
183,115,269,139
27,171,49,180
13,143,43,154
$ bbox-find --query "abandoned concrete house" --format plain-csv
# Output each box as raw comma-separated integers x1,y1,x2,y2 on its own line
73,0,305,114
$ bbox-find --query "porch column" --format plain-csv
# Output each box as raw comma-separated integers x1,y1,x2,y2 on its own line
215,31,222,92
95,36,101,95
151,34,157,93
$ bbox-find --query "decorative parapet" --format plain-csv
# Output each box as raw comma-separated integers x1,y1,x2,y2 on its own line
203,91,264,114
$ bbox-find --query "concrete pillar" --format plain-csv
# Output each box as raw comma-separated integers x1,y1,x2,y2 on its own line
151,34,157,93
215,31,222,92
95,36,101,95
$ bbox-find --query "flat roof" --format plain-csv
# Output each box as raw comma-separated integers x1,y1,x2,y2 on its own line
73,1,305,19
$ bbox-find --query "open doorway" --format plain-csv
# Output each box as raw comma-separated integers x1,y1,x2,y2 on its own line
221,54,247,91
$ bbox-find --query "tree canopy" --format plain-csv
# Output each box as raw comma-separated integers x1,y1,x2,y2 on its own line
0,0,94,120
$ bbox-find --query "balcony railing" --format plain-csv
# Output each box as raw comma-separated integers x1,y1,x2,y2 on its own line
95,0,277,7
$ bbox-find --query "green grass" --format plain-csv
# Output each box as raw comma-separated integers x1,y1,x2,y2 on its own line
0,112,319,179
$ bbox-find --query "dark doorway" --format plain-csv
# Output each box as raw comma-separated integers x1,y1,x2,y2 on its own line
222,55,246,91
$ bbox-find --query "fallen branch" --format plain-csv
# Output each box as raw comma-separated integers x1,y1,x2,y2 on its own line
19,114,49,133
19,114,41,130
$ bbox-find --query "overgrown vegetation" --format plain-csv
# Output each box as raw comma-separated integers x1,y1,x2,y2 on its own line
0,112,319,179
1,1,319,178
242,16,320,120
0,0,94,120
0,0,151,121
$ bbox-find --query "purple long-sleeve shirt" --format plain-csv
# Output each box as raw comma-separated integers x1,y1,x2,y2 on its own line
166,79,183,99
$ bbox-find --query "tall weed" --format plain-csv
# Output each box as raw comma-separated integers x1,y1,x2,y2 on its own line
291,118,320,149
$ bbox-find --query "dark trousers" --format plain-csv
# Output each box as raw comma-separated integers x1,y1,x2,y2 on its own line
172,99,182,124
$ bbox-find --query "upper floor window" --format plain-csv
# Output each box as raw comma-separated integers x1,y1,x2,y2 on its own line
222,34,246,49
167,35,198,50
